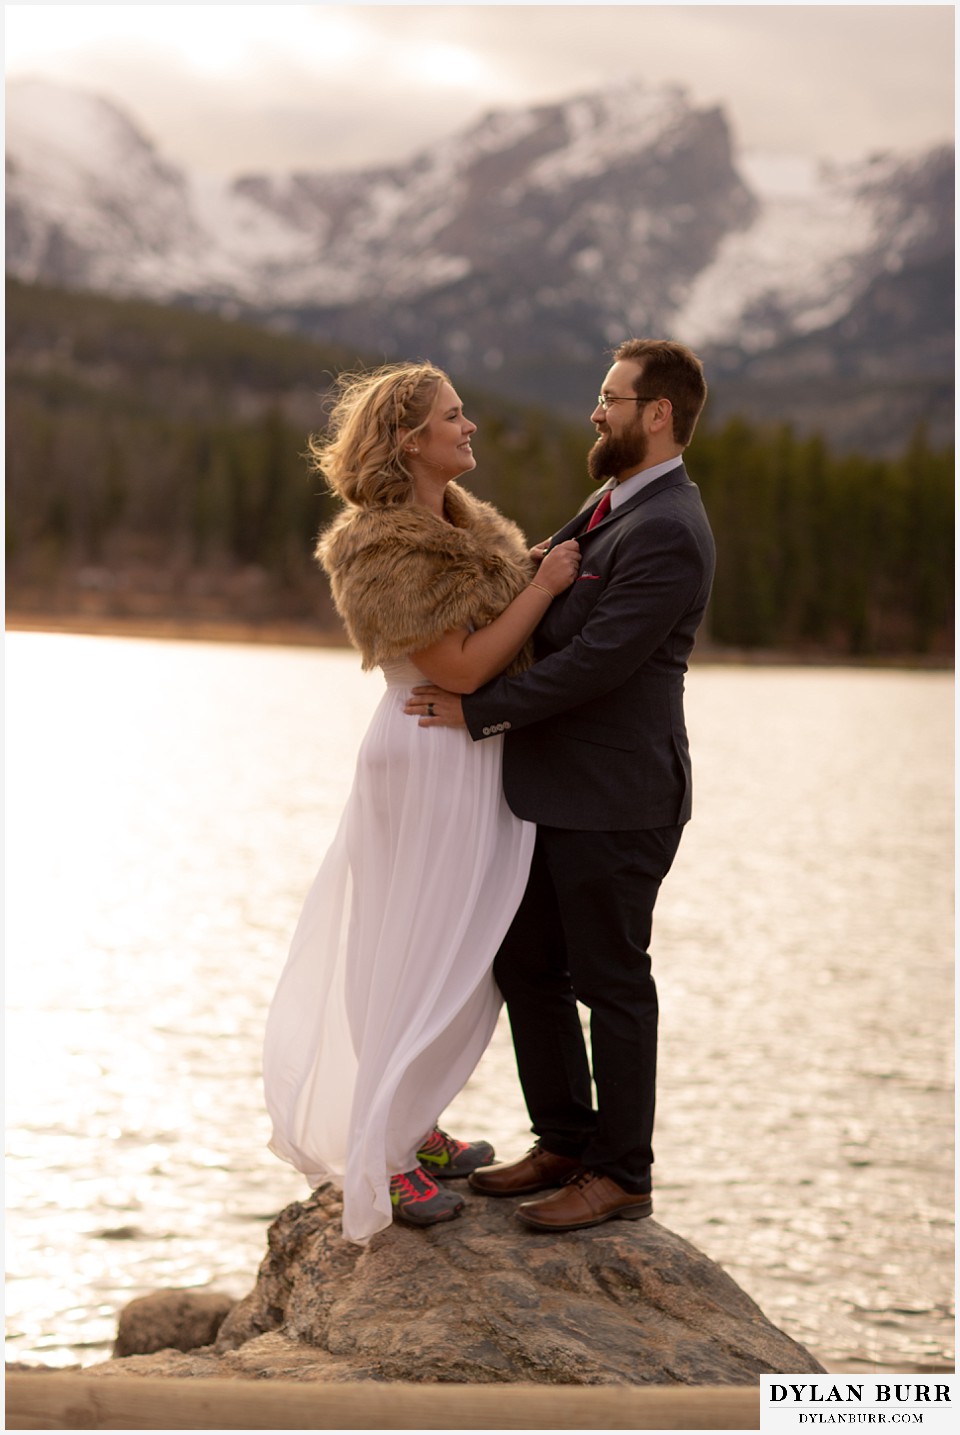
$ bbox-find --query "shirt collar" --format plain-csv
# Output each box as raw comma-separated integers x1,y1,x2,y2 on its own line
609,455,684,510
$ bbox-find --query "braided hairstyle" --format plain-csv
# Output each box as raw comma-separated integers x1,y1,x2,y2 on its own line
308,362,449,508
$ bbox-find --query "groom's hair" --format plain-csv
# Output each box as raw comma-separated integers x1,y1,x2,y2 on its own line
612,339,707,447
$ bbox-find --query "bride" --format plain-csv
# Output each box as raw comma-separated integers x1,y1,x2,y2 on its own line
262,362,580,1242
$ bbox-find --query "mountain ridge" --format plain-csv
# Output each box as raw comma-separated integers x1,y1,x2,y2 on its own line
5,76,953,452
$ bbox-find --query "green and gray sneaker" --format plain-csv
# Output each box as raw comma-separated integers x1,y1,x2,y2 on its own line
417,1126,496,1180
389,1166,465,1226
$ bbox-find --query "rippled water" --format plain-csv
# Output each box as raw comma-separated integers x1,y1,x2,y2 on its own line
5,633,954,1371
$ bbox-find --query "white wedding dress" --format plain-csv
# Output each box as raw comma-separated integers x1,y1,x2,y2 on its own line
263,657,535,1243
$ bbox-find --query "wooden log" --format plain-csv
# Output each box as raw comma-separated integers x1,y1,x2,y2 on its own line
5,1373,760,1429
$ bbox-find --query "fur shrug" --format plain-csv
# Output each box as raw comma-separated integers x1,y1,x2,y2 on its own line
317,482,535,673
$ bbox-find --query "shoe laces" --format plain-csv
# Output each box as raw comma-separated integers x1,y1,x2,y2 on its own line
419,1126,467,1159
389,1166,440,1204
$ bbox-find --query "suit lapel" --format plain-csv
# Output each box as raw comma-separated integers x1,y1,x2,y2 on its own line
597,464,690,529
548,484,614,546
551,465,689,546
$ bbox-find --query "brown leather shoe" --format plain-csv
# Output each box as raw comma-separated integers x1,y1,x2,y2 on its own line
516,1170,653,1230
467,1142,583,1196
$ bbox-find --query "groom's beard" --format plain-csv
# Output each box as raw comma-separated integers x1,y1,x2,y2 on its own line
587,422,648,484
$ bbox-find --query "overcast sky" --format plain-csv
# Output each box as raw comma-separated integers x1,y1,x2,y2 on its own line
4,3,955,176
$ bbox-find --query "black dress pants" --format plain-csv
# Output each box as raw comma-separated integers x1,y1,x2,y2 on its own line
493,822,683,1193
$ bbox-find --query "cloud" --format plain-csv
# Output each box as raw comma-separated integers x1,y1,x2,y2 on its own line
4,4,954,176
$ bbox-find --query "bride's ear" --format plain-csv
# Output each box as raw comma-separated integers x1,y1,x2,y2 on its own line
398,428,419,456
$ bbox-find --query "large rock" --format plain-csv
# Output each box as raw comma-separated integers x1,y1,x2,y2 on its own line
206,1184,824,1384
113,1289,236,1358
86,1185,823,1384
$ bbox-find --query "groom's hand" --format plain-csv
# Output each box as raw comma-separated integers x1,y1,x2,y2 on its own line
404,684,465,727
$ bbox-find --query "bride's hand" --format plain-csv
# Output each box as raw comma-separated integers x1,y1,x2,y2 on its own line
529,538,553,564
404,685,465,727
535,539,581,595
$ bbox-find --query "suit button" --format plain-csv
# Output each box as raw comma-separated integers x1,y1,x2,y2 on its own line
503,721,511,730
482,726,491,735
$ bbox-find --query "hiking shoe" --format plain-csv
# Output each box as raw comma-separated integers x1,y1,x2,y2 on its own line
416,1126,496,1180
389,1166,465,1226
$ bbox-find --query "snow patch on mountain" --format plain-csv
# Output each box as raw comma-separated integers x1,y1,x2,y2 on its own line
6,78,202,287
673,151,892,349
192,178,315,264
525,85,691,190
443,104,545,164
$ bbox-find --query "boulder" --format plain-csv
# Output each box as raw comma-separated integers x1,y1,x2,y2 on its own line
207,1183,825,1384
93,1185,824,1384
113,1289,236,1358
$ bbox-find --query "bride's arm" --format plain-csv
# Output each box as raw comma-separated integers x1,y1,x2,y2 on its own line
408,540,580,694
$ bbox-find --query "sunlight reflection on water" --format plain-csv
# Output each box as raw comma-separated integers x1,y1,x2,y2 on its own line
5,634,954,1370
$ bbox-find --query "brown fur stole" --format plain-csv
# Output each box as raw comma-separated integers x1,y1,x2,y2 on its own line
316,482,535,673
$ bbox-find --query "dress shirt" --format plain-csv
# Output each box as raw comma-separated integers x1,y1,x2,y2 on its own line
608,455,684,510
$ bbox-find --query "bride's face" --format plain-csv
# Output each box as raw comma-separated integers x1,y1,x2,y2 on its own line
408,382,478,486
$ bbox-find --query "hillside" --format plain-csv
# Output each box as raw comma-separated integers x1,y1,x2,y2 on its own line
5,280,952,659
4,280,592,630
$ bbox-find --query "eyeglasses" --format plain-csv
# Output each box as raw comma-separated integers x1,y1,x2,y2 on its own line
591,393,660,410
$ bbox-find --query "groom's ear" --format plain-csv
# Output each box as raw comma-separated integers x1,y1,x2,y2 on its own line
645,398,674,436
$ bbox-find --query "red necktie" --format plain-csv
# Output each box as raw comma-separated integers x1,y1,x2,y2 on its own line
586,490,613,531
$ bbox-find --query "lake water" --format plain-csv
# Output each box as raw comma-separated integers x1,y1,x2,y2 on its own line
4,633,954,1372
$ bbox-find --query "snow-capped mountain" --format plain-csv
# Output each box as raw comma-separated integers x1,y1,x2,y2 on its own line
675,146,950,351
5,77,754,319
5,80,320,298
6,77,953,448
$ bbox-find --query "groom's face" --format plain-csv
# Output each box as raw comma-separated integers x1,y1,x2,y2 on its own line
588,359,649,484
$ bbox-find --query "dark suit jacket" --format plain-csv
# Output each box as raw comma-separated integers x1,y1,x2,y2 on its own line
462,464,715,831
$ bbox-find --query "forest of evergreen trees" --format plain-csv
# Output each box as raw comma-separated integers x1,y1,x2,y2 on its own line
5,279,954,658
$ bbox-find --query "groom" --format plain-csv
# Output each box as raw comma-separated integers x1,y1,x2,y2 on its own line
407,338,715,1231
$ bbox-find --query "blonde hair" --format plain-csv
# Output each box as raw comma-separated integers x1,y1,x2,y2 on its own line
308,362,449,507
